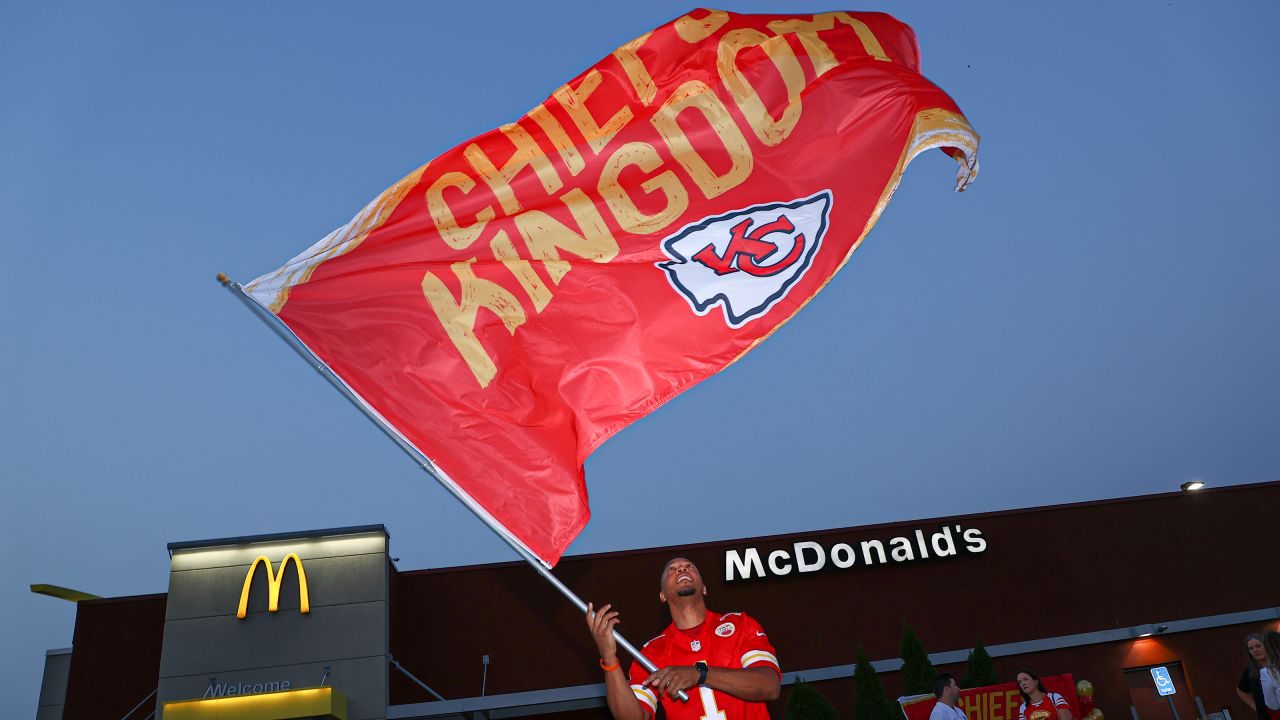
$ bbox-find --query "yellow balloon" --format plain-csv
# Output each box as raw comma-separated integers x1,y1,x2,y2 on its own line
1088,709,1104,720
1076,680,1095,698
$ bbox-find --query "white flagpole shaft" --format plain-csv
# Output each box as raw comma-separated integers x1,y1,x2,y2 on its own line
217,275,678,695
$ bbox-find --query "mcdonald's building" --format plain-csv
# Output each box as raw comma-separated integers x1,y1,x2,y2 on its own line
34,481,1280,720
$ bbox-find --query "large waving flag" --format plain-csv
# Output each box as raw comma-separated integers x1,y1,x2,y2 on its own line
245,9,979,566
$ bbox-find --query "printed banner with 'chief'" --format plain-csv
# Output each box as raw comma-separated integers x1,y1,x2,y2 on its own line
900,674,1081,720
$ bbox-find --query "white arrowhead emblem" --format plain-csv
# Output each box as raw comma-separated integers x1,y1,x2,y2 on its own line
657,191,832,328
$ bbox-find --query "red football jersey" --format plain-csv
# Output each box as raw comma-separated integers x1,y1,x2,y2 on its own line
628,610,780,719
1020,692,1070,720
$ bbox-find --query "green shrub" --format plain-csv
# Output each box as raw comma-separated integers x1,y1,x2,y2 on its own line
900,621,936,697
961,640,997,689
853,646,900,720
785,678,838,720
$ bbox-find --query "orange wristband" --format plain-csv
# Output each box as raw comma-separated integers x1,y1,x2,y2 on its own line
600,658,621,672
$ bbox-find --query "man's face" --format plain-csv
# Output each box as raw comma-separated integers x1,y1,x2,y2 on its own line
946,679,960,703
659,557,705,601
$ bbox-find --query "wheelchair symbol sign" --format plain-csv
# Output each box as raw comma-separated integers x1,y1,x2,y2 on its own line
1151,667,1176,696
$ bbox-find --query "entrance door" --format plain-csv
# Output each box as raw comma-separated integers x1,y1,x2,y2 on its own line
1124,662,1199,720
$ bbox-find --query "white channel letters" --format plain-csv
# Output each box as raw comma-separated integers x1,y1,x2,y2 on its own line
724,525,988,582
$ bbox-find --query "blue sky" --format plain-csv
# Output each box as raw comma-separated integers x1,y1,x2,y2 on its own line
2,1,1277,713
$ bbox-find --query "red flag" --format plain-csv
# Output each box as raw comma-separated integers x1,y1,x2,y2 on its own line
246,9,979,566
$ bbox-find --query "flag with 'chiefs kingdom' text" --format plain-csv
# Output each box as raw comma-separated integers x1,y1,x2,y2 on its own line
245,9,980,566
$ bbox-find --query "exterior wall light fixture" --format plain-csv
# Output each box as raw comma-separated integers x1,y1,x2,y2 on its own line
1130,624,1158,638
1129,623,1170,638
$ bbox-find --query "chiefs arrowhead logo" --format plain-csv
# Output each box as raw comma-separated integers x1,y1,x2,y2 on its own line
657,192,832,328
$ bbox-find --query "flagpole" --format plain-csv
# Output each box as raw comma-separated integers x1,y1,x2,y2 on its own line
216,273,685,700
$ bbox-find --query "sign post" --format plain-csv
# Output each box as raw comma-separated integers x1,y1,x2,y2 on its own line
1151,667,1180,720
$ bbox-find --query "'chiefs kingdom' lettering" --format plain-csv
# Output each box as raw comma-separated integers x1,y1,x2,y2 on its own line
420,12,894,386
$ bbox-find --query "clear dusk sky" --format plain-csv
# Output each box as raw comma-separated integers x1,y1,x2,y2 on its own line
2,2,1278,714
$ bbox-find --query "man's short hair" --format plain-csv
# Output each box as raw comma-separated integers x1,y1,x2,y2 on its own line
934,673,957,698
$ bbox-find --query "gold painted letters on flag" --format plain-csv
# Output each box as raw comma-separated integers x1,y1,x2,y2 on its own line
422,13,892,387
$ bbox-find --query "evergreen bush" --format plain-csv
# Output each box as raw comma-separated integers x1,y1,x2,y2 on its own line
899,621,937,697
853,646,899,720
961,640,997,689
785,678,838,720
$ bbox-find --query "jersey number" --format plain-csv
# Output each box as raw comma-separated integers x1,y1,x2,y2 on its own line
699,687,727,720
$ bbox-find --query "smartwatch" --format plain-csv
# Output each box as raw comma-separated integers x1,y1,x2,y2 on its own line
695,660,709,685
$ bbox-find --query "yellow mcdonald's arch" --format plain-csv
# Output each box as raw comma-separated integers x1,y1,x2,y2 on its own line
236,553,310,619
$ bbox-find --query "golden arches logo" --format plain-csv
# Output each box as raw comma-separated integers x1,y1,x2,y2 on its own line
236,553,310,620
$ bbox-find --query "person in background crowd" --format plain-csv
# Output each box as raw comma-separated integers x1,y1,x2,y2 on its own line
1237,634,1271,720
1017,670,1073,720
1261,631,1280,718
931,673,967,720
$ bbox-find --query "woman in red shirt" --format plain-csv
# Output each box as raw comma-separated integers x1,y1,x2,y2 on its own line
1017,670,1073,720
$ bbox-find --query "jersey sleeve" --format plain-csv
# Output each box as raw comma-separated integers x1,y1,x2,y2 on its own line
1050,693,1069,709
1018,702,1028,720
736,613,781,676
628,659,657,718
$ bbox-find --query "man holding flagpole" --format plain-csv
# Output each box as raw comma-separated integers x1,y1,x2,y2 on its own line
587,557,781,719
227,7,978,697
